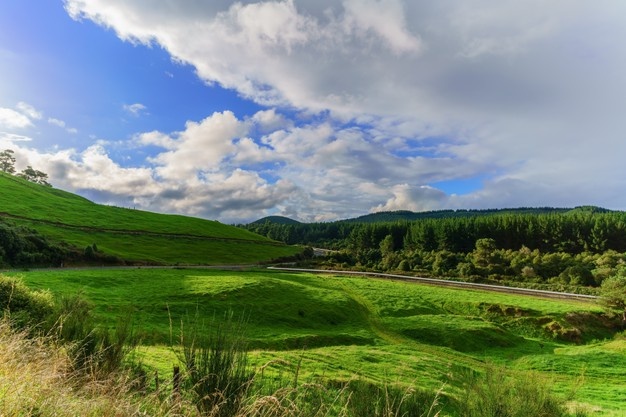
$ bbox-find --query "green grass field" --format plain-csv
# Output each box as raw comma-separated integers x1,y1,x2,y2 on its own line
0,172,301,264
17,267,625,415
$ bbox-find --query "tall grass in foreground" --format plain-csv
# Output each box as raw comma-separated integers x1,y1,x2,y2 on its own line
452,365,572,417
0,272,587,417
180,312,254,417
177,311,443,416
0,314,587,417
0,318,194,416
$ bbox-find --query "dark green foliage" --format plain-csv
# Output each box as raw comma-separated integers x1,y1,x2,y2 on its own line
247,209,626,289
347,207,571,223
0,275,54,327
0,220,79,267
244,208,626,255
599,274,626,322
180,311,253,417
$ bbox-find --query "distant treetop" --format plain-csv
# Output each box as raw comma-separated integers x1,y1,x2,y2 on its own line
0,149,52,187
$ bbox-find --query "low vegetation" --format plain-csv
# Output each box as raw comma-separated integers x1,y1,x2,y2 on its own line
3,268,622,415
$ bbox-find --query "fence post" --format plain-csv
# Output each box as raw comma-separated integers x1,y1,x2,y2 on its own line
173,365,181,398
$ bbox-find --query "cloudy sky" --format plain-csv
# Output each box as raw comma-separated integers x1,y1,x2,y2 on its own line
1,1,626,223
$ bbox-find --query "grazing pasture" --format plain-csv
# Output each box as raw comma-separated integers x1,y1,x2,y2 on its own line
18,267,625,415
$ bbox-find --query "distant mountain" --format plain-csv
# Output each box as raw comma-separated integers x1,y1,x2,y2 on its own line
249,215,301,225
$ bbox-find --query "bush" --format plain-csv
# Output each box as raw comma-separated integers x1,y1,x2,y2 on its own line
0,274,54,328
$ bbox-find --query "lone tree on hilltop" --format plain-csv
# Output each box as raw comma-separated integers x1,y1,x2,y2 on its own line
0,149,16,174
17,166,51,187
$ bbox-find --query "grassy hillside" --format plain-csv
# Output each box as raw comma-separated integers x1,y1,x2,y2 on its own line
0,173,301,265
19,267,624,415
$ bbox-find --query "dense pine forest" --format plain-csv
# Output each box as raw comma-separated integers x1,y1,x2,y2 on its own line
244,207,626,292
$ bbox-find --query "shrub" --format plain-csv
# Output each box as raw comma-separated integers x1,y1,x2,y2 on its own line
0,274,54,328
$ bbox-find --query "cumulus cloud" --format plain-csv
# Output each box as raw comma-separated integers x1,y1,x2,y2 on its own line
373,184,449,213
0,108,461,222
148,111,244,181
55,1,626,219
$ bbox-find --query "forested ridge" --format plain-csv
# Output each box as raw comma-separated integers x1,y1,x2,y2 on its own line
243,207,626,291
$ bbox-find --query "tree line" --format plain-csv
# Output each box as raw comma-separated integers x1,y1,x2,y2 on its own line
244,208,625,253
243,208,626,290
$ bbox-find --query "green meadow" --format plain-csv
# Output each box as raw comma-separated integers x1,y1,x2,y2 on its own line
19,267,626,415
0,172,301,265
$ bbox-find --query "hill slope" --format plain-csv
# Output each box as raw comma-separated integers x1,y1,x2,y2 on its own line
0,173,301,265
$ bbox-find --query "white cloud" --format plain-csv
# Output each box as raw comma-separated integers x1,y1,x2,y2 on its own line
249,109,291,133
56,1,626,219
0,132,32,144
48,117,79,134
0,102,44,130
0,107,33,129
149,111,245,181
342,0,422,55
373,184,449,213
48,118,66,128
123,103,148,117
16,102,42,120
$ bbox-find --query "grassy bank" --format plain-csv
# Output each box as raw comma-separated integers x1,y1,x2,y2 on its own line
0,172,302,265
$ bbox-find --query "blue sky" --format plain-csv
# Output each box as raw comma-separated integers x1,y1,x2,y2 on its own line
2,1,626,223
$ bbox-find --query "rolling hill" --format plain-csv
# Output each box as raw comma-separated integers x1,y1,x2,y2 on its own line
0,172,302,265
